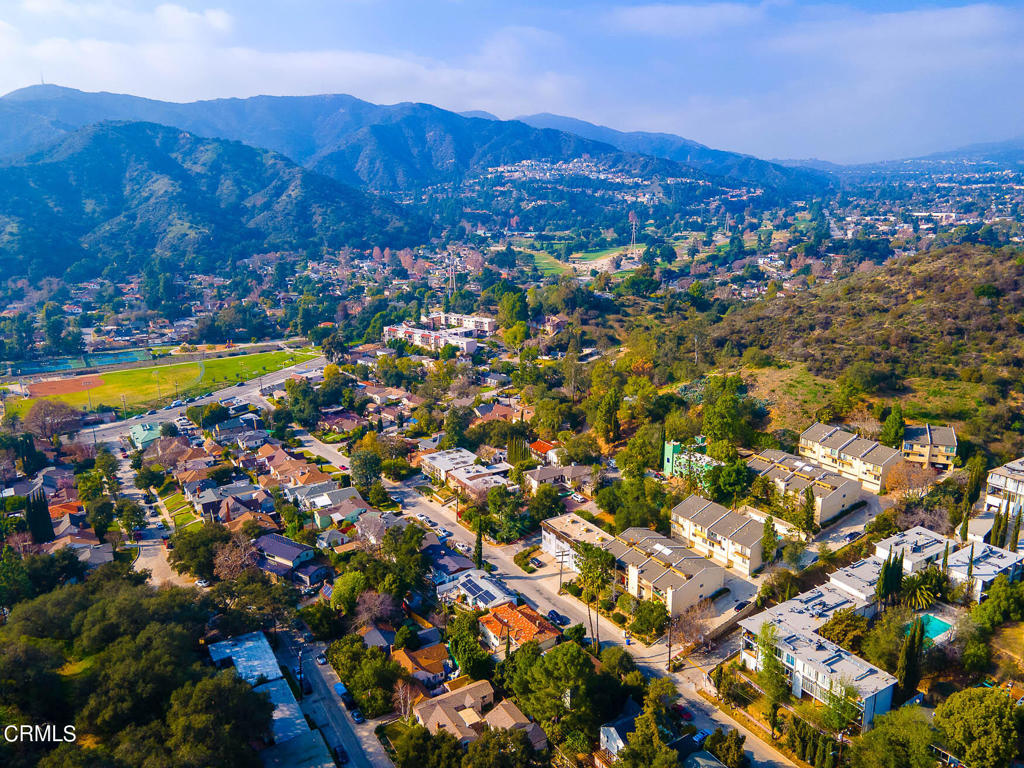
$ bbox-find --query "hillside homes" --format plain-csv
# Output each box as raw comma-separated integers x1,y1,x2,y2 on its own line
670,495,763,576
747,449,862,526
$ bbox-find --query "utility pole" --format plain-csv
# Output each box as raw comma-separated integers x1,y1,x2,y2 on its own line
121,394,128,422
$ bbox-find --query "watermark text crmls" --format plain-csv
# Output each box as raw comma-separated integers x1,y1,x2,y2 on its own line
3,724,77,743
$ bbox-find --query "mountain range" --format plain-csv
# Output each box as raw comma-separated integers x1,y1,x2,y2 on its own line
0,121,424,280
0,85,819,194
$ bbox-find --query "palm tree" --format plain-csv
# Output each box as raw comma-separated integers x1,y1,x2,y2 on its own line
901,573,935,611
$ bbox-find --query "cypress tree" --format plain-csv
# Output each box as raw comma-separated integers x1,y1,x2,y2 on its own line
991,512,1004,548
26,491,54,544
814,734,827,767
896,631,911,700
474,515,484,569
1009,511,1021,553
959,504,971,541
941,541,949,572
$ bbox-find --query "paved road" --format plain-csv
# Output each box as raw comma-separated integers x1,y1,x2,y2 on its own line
276,630,393,768
294,432,795,768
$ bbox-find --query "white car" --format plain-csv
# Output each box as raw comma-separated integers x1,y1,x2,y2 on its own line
195,578,210,588
571,494,585,503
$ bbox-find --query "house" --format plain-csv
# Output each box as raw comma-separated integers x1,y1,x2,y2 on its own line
747,449,862,526
413,679,496,746
436,569,518,610
129,422,162,451
523,464,594,495
798,423,904,493
946,543,1024,601
316,529,347,549
256,533,315,569
447,462,518,500
484,371,511,388
670,495,764,576
827,559,885,604
224,510,279,535
479,602,560,651
355,510,407,546
529,439,561,465
483,699,547,751
423,543,474,585
901,424,957,471
684,752,729,768
596,700,641,767
874,527,953,573
392,643,453,689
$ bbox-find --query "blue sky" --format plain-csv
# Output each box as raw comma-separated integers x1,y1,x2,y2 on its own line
0,0,1022,162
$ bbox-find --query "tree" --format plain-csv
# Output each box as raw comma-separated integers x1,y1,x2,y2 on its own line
213,533,260,581
462,727,539,768
666,600,711,669
1009,510,1021,552
526,483,564,526
900,572,935,611
165,670,273,768
331,570,368,613
576,541,614,649
160,422,179,437
114,497,146,533
895,618,924,703
393,724,461,768
354,590,401,629
756,622,789,709
878,405,905,449
474,513,486,569
25,492,54,544
848,706,935,768
24,400,79,441
350,450,382,491
761,516,779,563
816,608,869,653
629,599,669,638
86,497,115,542
934,687,1021,768
523,641,596,730
168,524,232,581
705,727,750,768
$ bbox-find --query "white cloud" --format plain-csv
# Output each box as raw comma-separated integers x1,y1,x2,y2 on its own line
19,1,233,39
606,2,763,37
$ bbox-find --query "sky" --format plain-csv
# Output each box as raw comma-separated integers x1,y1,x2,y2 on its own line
0,0,1022,163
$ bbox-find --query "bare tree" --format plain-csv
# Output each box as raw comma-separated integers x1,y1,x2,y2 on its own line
887,462,937,499
667,600,712,670
214,533,260,580
24,400,80,441
6,531,34,555
393,679,415,720
355,590,401,629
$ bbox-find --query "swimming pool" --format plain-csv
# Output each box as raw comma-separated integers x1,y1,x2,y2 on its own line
917,613,952,641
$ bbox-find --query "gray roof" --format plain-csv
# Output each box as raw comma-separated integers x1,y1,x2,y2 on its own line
671,495,762,549
903,424,957,448
208,631,281,685
801,423,900,464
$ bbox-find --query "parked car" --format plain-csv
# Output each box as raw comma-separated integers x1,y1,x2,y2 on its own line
733,600,750,612
315,653,327,665
437,527,452,539
334,746,349,765
146,409,157,415
672,703,694,721
301,631,314,643
351,710,365,724
195,578,210,588
547,609,569,626
694,729,712,747
571,493,585,503
530,557,544,569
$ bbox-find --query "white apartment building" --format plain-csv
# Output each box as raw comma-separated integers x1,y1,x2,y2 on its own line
670,495,764,576
419,448,480,483
383,323,479,353
874,527,953,573
423,312,497,335
739,583,896,730
984,456,1024,515
540,512,614,572
799,423,904,494
747,449,862,526
946,542,1024,601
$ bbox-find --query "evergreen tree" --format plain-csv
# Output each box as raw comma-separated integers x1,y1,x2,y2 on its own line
800,488,816,531
941,541,949,572
990,512,1004,548
959,505,971,541
814,735,827,767
26,491,54,543
474,514,485,569
761,516,779,563
878,405,905,448
1009,511,1021,553
965,544,975,601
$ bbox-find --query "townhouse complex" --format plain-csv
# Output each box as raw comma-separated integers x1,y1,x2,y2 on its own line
670,495,763,576
799,422,904,493
901,424,957,471
747,448,862,526
541,512,724,616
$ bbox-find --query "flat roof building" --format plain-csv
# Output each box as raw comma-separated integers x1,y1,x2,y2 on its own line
541,512,615,572
946,542,1024,601
420,448,480,483
874,527,953,573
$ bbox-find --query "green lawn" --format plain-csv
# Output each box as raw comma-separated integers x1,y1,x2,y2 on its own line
570,245,626,262
163,493,190,514
7,349,317,417
173,511,198,527
529,250,569,276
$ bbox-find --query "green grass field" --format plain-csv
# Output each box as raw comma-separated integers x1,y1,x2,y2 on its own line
7,349,317,417
163,493,191,515
529,250,569,275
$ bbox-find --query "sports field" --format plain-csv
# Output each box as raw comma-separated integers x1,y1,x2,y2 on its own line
7,349,317,417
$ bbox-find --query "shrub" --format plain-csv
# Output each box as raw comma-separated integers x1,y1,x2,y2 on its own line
612,612,627,625
564,581,582,598
599,598,616,613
